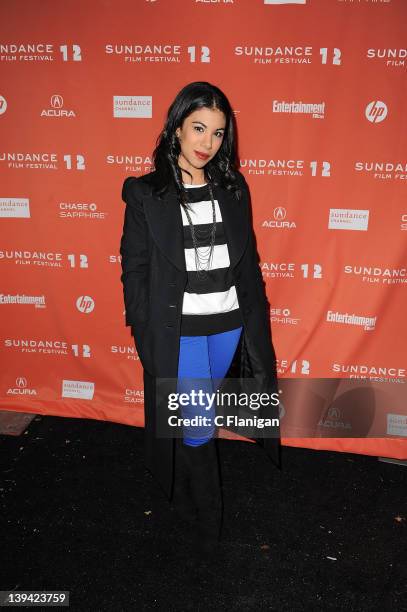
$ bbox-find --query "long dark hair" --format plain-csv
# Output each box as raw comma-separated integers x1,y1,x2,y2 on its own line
150,81,241,207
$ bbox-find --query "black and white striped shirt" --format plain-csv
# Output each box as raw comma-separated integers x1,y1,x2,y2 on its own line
180,182,243,336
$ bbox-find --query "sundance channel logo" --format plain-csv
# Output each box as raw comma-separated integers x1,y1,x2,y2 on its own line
328,209,369,231
62,380,94,400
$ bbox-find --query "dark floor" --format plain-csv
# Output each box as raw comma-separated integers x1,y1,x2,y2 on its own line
1,415,406,612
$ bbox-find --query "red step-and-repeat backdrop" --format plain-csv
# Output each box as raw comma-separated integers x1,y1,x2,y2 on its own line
1,0,406,460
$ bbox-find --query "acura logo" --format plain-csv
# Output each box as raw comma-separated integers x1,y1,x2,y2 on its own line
273,207,287,220
16,377,27,388
50,95,64,109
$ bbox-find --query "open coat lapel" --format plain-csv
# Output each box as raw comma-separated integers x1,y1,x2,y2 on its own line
142,182,249,272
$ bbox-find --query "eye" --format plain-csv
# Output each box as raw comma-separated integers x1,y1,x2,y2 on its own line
215,131,224,139
194,126,204,132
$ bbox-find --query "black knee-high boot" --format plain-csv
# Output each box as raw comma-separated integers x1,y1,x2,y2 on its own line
171,437,197,525
179,438,223,554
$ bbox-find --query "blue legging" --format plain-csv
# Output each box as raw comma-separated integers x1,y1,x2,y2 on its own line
177,326,243,446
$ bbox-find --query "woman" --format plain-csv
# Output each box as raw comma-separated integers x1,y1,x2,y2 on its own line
119,81,280,556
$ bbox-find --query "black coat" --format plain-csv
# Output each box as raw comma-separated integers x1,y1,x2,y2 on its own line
120,170,281,499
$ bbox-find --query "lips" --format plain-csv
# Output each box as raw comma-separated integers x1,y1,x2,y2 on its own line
194,150,210,160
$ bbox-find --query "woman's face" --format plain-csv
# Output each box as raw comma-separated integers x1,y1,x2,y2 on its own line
175,106,226,178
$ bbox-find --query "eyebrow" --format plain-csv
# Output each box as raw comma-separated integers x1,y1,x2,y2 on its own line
192,121,225,131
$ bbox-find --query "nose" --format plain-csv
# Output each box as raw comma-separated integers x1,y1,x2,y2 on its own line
202,133,213,150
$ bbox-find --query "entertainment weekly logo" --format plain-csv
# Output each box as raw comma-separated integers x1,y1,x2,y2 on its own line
239,158,331,177
0,293,46,308
272,100,325,119
234,45,341,66
0,152,86,171
326,310,377,331
106,154,153,174
113,96,152,118
0,43,82,62
354,160,407,182
328,209,369,231
343,265,407,286
105,43,210,64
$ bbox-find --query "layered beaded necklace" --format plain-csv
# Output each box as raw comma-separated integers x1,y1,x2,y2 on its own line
183,182,217,281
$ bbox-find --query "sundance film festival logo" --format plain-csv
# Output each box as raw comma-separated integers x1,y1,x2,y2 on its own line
332,362,406,382
343,265,407,285
106,154,153,174
0,249,63,268
41,94,76,118
367,48,406,68
261,261,322,280
76,296,95,314
240,158,330,177
365,101,388,123
354,160,407,181
7,377,37,396
0,43,82,62
105,43,210,64
234,45,341,66
4,337,70,356
262,206,297,229
113,96,152,118
0,152,85,171
111,343,139,361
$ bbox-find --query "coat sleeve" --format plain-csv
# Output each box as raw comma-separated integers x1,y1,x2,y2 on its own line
238,172,268,310
120,177,150,327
